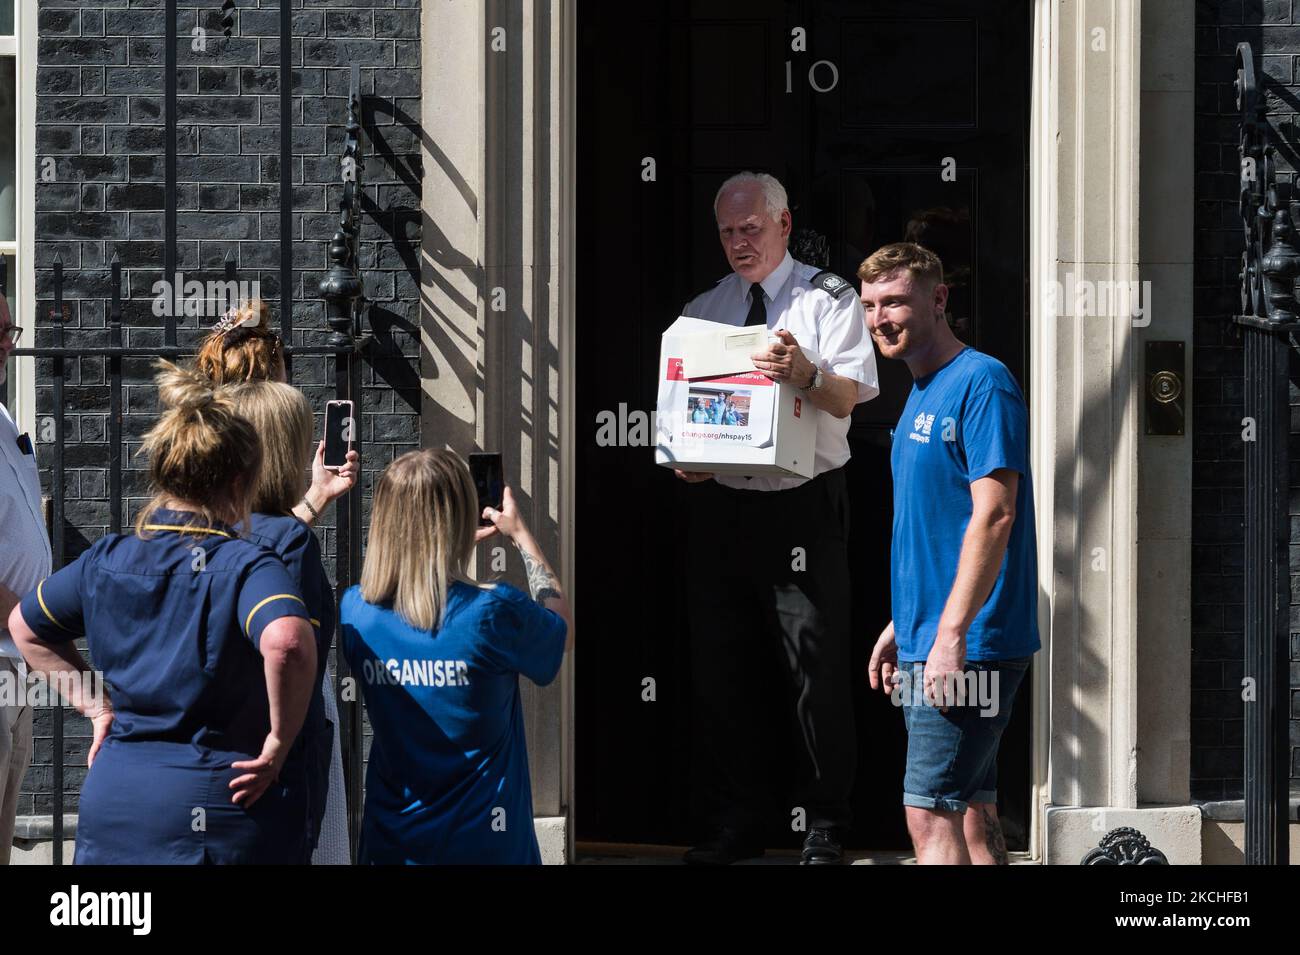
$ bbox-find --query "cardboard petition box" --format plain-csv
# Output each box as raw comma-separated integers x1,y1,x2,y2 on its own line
654,316,818,478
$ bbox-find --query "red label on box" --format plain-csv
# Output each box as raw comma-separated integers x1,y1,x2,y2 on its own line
794,396,802,417
689,371,773,387
666,358,686,381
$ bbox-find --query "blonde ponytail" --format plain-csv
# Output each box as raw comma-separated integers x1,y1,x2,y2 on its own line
223,379,313,515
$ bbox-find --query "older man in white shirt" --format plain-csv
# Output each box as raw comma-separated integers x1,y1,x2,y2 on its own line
0,291,51,864
675,171,878,865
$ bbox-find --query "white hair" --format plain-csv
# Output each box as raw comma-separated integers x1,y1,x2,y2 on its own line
713,171,788,223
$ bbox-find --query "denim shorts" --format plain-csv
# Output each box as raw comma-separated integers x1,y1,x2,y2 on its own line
898,656,1032,814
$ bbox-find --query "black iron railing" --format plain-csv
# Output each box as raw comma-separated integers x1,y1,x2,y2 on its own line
3,4,371,864
1232,41,1293,866
320,62,370,858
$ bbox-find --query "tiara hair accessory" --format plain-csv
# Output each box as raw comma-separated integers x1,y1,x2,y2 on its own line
212,308,262,337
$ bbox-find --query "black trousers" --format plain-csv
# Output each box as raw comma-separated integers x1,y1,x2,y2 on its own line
685,467,856,834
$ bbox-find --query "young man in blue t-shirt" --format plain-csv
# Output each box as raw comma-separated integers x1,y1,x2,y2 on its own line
861,243,1040,865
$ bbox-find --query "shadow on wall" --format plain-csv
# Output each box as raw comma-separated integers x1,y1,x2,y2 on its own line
354,92,425,412
1047,313,1130,809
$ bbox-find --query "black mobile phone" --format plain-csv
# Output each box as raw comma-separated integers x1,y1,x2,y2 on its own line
469,452,504,527
323,400,355,470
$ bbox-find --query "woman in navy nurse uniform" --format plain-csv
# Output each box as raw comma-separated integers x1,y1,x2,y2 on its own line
225,379,339,862
7,363,318,864
340,449,572,864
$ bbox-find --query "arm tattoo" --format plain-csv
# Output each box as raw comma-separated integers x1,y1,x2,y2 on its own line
515,541,560,604
978,805,1009,865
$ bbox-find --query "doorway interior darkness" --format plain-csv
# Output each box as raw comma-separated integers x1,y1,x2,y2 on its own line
576,0,1032,851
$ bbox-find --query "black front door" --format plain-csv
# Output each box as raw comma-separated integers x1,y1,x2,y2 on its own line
576,0,1032,851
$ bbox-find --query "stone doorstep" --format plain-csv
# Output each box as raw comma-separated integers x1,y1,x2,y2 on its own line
1046,805,1205,865
12,817,1039,864
17,806,1300,852
572,840,1035,864
574,847,1036,865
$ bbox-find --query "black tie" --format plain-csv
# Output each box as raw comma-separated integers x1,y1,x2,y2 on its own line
745,283,766,326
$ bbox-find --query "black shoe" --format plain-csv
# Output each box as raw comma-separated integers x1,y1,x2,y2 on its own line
800,827,844,865
683,828,766,866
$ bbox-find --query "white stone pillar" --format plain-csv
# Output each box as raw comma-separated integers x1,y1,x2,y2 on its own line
1134,0,1194,810
1033,0,1200,863
421,0,575,863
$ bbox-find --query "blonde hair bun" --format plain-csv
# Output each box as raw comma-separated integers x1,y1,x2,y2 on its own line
134,360,262,536
155,360,223,414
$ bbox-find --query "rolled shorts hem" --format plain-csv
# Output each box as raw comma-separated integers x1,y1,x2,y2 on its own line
902,792,969,814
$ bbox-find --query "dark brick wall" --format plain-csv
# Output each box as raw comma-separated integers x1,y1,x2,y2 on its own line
1193,0,1300,800
20,0,422,817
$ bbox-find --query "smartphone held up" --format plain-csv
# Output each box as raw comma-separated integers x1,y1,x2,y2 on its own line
469,452,504,527
324,400,355,472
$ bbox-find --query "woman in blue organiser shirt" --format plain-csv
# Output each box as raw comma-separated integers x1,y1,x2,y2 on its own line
226,379,339,863
340,448,572,864
7,363,318,864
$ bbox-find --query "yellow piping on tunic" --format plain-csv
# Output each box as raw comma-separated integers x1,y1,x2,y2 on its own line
36,579,75,632
140,524,233,539
244,594,307,636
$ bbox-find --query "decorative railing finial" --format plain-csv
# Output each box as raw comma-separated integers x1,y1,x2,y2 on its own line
1234,42,1300,330
1261,196,1300,323
319,64,366,346
1081,826,1169,865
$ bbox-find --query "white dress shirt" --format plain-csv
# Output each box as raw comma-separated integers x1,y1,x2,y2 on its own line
0,402,52,675
681,252,880,491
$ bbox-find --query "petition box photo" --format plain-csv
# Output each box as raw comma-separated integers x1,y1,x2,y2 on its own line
654,316,818,478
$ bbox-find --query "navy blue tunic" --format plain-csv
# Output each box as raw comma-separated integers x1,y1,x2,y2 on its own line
246,513,335,856
19,508,313,864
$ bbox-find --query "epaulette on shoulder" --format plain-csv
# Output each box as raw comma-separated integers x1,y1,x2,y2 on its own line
808,270,855,300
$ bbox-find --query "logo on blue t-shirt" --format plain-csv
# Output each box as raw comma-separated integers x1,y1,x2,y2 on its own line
909,411,936,443
890,348,1041,662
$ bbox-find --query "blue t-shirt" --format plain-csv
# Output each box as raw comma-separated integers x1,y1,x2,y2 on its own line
890,348,1040,662
19,508,312,755
340,580,568,865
